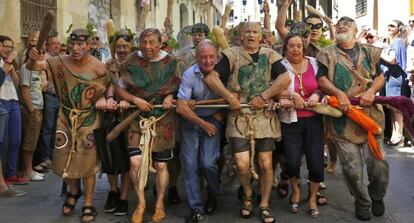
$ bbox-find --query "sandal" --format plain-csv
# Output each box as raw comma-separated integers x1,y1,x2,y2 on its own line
62,192,82,216
259,207,275,223
81,206,97,223
132,205,146,223
308,208,320,218
316,192,327,206
152,206,166,222
276,182,289,199
289,200,300,213
240,193,254,218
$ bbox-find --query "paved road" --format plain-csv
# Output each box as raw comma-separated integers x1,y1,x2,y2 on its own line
1,145,413,223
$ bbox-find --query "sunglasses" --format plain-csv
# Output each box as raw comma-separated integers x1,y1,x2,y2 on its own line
306,23,323,30
92,36,100,41
365,35,374,40
70,34,89,42
388,24,396,28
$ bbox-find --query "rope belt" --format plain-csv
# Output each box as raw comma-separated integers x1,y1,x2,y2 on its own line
234,110,264,179
61,104,90,178
136,111,169,191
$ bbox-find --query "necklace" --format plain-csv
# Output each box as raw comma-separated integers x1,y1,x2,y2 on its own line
293,60,305,97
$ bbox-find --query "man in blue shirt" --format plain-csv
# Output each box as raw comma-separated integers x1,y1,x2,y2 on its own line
176,40,223,223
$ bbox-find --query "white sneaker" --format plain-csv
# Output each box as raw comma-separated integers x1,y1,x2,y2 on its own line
28,173,45,181
32,171,45,177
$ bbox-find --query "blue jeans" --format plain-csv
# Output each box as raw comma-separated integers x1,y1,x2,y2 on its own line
180,117,222,213
0,103,7,144
0,100,21,177
36,93,59,162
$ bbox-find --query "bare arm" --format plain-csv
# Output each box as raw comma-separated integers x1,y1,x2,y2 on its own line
318,75,350,112
116,86,152,112
204,71,240,110
263,0,270,30
275,0,292,40
20,85,35,112
381,51,397,65
9,66,19,87
177,99,218,136
325,19,336,40
250,72,291,109
26,48,47,71
261,72,291,99
360,74,385,106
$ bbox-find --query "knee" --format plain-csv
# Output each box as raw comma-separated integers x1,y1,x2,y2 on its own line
154,162,168,172
258,158,273,172
236,161,250,175
200,159,216,172
129,157,141,170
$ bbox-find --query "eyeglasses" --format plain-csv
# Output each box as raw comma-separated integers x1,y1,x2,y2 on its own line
306,23,323,30
2,45,14,50
365,35,374,40
92,36,100,41
70,34,89,42
388,24,396,28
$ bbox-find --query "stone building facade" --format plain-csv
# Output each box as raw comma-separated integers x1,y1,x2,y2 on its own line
0,0,221,53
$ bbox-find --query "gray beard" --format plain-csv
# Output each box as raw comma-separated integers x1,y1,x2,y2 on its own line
336,32,353,43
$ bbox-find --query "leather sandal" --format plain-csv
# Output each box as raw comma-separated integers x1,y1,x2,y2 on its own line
316,192,327,206
151,207,166,222
259,207,275,223
308,208,320,218
80,206,97,223
132,205,146,223
240,193,254,218
62,192,82,216
289,200,300,213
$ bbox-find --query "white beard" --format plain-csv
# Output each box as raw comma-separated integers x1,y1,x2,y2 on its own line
336,32,354,43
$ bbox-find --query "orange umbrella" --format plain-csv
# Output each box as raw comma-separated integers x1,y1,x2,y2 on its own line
327,96,383,160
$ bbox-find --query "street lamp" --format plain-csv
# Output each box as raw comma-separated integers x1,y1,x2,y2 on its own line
242,0,247,6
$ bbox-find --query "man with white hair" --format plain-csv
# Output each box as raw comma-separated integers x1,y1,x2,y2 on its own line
316,16,389,221
177,39,223,223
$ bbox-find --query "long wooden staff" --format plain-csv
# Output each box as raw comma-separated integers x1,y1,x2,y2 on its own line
106,19,116,59
220,3,233,29
26,10,55,70
305,5,333,23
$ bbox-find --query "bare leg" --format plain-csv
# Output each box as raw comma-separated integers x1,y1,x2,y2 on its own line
154,162,169,209
290,177,301,203
22,150,34,177
107,174,118,192
129,155,145,207
308,181,319,210
390,111,404,144
0,160,9,191
62,178,81,214
234,151,252,216
119,172,130,200
257,151,273,208
81,175,96,222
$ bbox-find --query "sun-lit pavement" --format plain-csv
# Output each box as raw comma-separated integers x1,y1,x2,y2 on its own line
1,144,414,223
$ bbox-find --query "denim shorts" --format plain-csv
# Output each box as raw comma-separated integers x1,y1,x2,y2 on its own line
385,76,402,96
